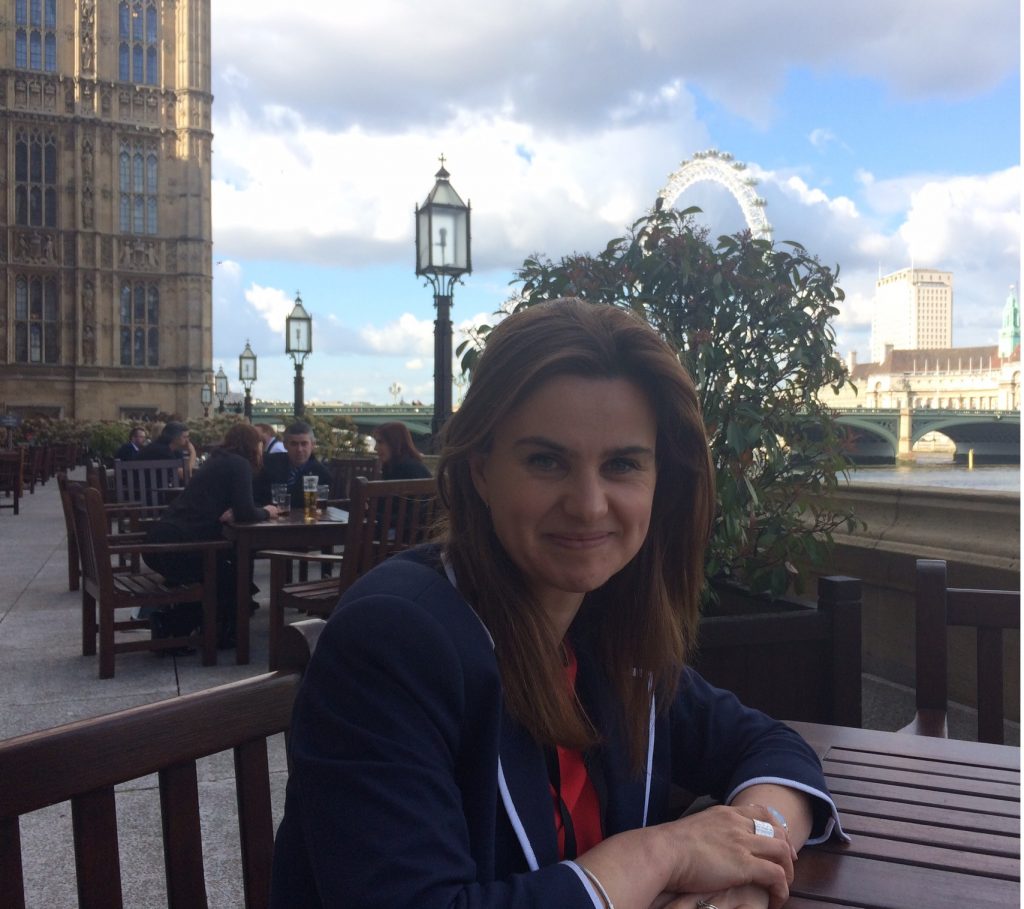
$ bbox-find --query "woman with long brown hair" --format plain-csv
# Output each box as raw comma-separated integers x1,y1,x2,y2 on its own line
272,299,845,909
144,422,278,648
373,421,431,480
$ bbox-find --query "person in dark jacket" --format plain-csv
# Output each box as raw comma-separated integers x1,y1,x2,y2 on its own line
139,420,197,474
143,423,278,648
253,421,331,507
373,421,432,480
271,299,846,909
113,426,148,461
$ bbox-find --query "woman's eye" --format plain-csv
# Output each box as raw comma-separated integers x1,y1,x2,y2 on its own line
606,457,640,474
526,453,560,471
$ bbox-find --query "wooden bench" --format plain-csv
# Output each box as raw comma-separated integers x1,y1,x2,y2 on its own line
0,620,325,909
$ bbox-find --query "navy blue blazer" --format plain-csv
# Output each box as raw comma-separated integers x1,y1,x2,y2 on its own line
270,549,844,908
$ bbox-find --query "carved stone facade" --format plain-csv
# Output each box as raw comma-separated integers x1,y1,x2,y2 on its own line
0,0,213,420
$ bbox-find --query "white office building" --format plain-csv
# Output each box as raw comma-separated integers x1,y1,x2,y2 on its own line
870,268,953,364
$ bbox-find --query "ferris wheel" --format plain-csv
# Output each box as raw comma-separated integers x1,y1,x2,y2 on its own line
657,150,773,241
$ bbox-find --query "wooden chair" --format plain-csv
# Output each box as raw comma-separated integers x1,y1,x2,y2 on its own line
22,446,44,494
86,463,115,502
70,485,227,678
0,619,326,909
264,476,439,669
900,559,1020,745
112,457,189,507
325,455,381,500
0,448,25,515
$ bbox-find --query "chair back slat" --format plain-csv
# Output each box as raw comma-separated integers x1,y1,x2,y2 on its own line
57,473,82,591
71,787,124,909
69,485,104,594
159,761,209,909
113,459,188,507
234,739,276,907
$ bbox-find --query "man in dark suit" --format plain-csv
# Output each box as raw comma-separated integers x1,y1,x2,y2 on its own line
113,426,148,461
139,420,197,473
254,420,331,507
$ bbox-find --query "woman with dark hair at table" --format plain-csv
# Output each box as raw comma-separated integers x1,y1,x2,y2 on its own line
373,421,431,480
271,298,846,909
144,422,278,649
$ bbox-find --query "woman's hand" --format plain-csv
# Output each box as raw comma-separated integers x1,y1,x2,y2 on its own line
219,507,235,523
654,804,793,909
264,503,280,519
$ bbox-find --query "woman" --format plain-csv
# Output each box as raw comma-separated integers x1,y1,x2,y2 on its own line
144,422,278,648
373,421,432,480
271,299,845,909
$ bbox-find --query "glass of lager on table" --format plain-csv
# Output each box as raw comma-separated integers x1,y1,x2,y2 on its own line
303,475,318,522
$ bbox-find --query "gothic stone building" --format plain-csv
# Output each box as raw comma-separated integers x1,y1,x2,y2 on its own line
0,0,212,420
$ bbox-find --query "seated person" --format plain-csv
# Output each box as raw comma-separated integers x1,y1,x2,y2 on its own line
271,299,846,909
256,422,286,456
142,423,278,649
113,426,148,461
139,420,197,474
373,421,432,480
254,420,331,508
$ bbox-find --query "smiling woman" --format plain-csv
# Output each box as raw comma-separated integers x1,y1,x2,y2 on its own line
271,298,847,909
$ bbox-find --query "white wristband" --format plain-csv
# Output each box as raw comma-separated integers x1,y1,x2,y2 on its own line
580,866,616,909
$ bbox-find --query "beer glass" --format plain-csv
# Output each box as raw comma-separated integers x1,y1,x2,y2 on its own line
302,475,318,522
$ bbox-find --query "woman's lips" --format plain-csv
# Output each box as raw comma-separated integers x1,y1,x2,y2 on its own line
545,532,613,549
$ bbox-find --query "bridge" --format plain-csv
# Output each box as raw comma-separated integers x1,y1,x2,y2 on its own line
251,402,436,439
835,408,1020,464
251,401,1020,463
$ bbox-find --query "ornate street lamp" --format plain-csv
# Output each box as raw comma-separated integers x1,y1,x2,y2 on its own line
214,364,229,414
239,340,257,422
415,156,471,441
200,380,213,418
286,292,312,417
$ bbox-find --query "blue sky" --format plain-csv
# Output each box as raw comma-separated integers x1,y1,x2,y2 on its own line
208,1,1020,405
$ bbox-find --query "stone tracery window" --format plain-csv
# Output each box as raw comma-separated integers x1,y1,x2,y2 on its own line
118,0,159,84
119,140,159,234
15,0,57,72
14,128,58,228
120,281,160,367
14,274,60,364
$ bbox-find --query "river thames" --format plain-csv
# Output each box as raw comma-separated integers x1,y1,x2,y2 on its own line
845,454,1020,492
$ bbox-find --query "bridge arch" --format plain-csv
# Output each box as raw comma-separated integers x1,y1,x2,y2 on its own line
658,150,773,240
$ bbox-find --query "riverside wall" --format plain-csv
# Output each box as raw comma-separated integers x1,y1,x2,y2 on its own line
810,483,1020,720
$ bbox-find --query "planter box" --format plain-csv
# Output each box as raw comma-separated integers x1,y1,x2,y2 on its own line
691,576,862,727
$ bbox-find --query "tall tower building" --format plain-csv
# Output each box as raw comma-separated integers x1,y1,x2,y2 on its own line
870,267,953,363
0,0,213,420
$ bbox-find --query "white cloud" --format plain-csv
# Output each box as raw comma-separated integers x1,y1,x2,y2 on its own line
359,313,434,356
244,283,295,334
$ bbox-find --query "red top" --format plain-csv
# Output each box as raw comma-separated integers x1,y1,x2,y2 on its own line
551,646,603,859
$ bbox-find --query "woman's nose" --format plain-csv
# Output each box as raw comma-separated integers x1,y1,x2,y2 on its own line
562,471,608,521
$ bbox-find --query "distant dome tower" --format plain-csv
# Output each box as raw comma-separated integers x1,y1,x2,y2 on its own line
998,284,1019,359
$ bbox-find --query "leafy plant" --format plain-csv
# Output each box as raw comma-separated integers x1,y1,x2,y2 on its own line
461,207,858,598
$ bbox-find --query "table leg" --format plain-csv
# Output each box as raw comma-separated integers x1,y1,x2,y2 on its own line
235,537,251,664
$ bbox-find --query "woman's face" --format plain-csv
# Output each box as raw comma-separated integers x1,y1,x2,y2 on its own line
471,375,658,627
374,437,392,464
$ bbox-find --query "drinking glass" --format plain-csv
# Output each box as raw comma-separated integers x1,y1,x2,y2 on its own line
302,475,318,522
317,484,330,516
271,483,290,516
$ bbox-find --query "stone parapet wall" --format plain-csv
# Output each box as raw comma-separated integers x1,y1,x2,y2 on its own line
810,483,1019,720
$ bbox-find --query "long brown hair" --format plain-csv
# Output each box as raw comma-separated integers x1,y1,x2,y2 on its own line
219,423,263,471
374,422,423,464
437,298,714,770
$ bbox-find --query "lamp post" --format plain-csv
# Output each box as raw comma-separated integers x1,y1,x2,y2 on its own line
239,340,257,422
286,292,312,417
200,380,212,418
415,156,471,442
214,364,229,414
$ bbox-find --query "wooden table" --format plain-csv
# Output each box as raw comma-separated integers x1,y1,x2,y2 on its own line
786,721,1019,909
222,511,348,664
